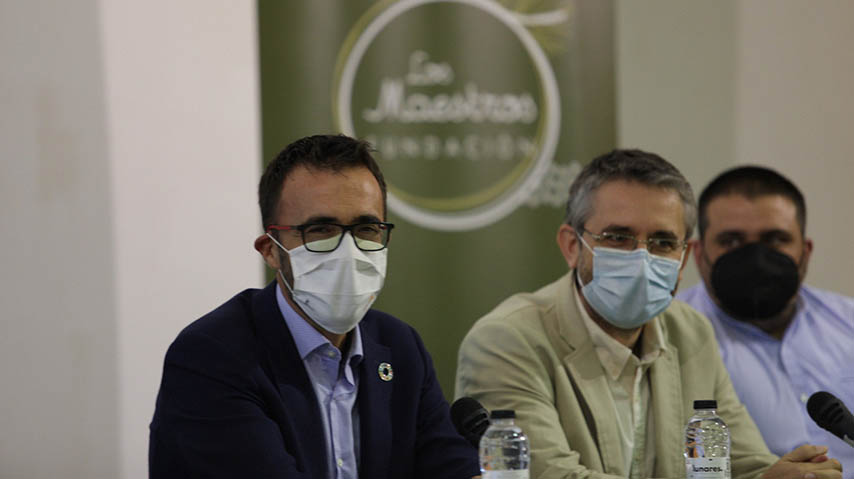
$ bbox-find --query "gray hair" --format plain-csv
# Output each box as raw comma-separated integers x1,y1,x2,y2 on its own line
564,149,697,239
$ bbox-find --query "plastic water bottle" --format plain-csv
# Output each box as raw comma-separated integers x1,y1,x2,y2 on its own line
479,410,530,479
684,400,731,479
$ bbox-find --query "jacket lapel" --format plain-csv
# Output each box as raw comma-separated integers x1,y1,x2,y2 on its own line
649,325,684,478
251,282,327,477
557,273,622,474
563,344,621,472
357,322,393,479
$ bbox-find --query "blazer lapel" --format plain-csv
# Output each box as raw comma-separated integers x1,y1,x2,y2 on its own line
563,343,621,473
251,282,327,477
357,324,393,479
557,273,622,474
649,333,684,478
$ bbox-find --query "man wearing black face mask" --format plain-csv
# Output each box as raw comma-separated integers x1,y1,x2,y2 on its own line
678,166,854,474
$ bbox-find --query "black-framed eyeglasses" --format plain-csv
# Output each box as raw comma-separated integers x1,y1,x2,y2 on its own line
267,222,394,252
582,229,687,257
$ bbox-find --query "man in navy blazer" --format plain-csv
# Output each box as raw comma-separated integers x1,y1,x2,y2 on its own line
149,135,479,478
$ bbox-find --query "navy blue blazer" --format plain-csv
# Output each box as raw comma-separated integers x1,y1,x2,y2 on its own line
149,282,478,478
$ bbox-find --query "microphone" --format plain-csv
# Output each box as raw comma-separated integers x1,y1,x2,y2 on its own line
451,397,489,448
806,391,854,448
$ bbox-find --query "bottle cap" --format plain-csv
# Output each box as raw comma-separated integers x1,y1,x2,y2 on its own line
693,400,717,410
490,410,515,419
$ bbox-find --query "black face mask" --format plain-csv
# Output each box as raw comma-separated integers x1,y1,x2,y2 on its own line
710,243,800,320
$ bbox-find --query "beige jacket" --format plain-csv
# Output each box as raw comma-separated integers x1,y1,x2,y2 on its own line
456,272,777,479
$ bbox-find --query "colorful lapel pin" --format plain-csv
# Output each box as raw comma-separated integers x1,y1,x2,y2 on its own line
378,362,393,381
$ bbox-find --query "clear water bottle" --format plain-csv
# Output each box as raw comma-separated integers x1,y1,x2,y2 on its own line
479,410,530,479
684,400,731,479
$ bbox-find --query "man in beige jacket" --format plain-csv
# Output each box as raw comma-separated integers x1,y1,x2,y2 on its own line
456,150,841,479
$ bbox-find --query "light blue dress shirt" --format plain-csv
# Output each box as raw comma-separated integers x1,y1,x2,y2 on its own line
277,285,363,479
678,283,854,476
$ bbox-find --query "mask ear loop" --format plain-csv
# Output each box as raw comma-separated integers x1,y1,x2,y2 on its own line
577,233,597,256
266,232,298,297
574,232,595,290
676,245,687,264
266,231,289,252
278,270,297,297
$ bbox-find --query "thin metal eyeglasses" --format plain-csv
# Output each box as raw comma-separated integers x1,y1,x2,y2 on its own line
267,222,394,252
582,229,687,257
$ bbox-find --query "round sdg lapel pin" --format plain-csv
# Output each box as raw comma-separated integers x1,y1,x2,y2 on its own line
378,362,393,381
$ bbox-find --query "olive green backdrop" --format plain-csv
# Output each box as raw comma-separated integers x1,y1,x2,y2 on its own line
258,0,615,400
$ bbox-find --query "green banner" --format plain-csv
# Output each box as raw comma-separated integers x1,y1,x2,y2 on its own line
259,0,615,399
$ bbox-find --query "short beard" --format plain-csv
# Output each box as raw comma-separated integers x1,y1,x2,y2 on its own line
575,250,593,289
276,249,296,295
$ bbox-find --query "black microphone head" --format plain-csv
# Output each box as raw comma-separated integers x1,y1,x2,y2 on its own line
450,397,489,448
807,391,854,440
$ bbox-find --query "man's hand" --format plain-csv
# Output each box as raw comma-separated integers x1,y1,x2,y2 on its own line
761,445,842,479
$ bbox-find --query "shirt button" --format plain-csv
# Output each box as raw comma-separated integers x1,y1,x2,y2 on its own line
801,393,809,404
337,458,344,467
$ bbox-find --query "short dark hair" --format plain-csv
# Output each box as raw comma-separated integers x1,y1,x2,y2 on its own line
564,149,697,238
258,134,387,227
697,165,806,238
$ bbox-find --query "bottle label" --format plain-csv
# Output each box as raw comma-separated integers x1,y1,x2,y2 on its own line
686,457,730,479
483,470,529,479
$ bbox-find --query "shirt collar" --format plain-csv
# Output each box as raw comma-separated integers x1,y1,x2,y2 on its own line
573,274,666,380
276,283,363,363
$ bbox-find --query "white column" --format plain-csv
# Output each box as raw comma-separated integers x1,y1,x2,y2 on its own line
97,1,262,476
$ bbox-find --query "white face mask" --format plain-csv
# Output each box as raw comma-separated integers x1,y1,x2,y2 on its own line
267,232,387,334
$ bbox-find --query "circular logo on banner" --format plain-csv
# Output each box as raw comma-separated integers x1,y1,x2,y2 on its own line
334,0,561,231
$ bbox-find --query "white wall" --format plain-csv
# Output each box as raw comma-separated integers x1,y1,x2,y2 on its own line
0,1,261,478
617,0,854,296
734,0,854,295
1,1,118,477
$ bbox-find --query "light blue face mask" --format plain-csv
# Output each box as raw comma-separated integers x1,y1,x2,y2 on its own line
578,236,683,330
